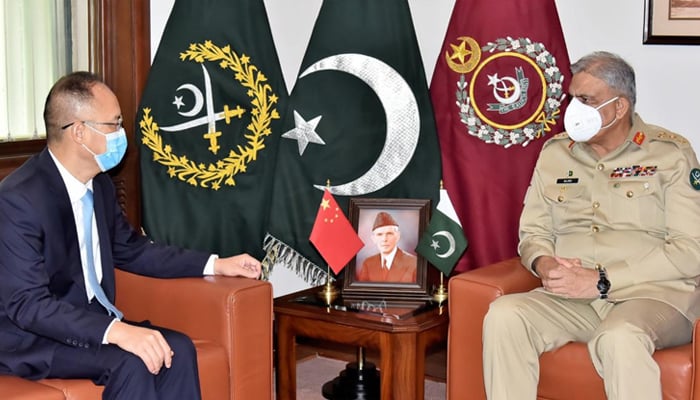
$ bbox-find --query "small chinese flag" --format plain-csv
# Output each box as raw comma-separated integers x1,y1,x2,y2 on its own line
309,189,364,274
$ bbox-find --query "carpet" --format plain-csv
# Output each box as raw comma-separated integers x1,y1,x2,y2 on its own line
286,355,446,399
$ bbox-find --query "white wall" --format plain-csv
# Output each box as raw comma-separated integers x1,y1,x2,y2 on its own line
149,0,700,295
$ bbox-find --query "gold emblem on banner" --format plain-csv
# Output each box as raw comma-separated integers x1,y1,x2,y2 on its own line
139,40,281,190
448,36,565,148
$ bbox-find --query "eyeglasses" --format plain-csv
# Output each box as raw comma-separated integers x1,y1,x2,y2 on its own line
61,118,123,131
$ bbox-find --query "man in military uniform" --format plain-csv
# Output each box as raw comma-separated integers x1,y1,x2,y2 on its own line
482,51,700,399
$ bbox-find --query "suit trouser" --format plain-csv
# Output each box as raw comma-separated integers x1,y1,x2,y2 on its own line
482,291,692,400
48,320,201,400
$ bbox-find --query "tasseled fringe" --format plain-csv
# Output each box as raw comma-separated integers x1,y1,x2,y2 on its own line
262,233,327,286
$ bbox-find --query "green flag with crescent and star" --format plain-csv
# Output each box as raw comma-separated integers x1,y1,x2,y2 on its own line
416,188,468,276
264,0,441,285
137,0,287,261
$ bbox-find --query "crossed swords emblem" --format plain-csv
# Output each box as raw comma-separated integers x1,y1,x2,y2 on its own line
160,64,246,154
692,169,700,187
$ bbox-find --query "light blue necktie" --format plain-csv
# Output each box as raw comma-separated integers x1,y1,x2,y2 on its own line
81,189,123,319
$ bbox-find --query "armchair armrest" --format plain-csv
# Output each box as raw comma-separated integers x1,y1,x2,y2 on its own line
447,257,540,400
114,270,273,400
693,320,700,400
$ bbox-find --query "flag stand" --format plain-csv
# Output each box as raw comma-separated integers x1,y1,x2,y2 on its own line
432,272,448,305
317,265,339,305
321,345,380,398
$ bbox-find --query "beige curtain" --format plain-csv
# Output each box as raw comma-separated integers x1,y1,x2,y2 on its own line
0,0,89,141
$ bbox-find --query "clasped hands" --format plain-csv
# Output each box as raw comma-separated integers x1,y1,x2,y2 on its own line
535,255,600,299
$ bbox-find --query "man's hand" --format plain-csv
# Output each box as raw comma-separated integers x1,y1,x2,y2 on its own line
106,321,173,374
214,253,262,279
535,255,599,299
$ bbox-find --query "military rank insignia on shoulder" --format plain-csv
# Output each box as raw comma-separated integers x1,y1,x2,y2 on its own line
542,132,570,149
653,131,689,147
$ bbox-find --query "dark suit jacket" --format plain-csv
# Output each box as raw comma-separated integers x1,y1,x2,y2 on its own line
0,149,210,379
357,248,417,283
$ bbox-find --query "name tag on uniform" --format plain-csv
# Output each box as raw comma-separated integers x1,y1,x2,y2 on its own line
556,178,579,184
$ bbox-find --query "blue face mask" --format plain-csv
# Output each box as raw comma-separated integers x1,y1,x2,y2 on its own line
83,124,128,172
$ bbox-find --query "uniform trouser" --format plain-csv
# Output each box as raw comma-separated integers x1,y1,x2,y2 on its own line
482,291,692,400
48,320,201,400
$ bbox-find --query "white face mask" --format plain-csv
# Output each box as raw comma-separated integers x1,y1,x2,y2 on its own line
563,96,619,142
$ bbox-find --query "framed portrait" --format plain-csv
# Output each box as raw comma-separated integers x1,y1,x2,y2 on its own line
644,0,700,44
342,198,435,302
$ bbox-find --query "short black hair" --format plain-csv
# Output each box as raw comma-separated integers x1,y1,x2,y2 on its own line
43,71,104,143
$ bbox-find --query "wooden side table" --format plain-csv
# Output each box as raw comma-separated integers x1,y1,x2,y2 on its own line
274,287,448,400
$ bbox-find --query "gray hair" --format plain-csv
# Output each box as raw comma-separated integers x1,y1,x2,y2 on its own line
571,51,636,113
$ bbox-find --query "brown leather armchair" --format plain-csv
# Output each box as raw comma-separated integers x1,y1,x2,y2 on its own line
447,257,698,400
1,269,273,400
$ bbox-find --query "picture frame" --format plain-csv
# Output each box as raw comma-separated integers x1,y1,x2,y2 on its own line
644,0,700,44
341,198,434,302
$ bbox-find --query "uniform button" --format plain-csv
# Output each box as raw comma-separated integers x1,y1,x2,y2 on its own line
597,164,605,171
626,191,634,198
557,195,564,202
592,201,600,209
592,226,600,232
595,263,603,270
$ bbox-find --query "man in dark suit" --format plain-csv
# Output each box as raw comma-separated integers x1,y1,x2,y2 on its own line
0,72,261,400
356,211,417,283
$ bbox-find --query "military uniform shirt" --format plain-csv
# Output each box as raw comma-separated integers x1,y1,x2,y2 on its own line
518,113,700,321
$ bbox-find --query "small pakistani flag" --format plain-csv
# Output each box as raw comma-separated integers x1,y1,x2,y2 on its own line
416,188,468,276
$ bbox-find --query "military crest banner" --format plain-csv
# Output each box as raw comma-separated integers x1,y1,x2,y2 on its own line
137,0,287,260
430,0,571,273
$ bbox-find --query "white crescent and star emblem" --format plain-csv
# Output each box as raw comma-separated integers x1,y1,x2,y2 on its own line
431,230,457,258
159,64,246,154
281,53,421,196
487,73,521,105
172,83,203,117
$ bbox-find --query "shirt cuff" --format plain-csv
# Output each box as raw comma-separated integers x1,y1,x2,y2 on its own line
203,254,218,275
103,318,119,344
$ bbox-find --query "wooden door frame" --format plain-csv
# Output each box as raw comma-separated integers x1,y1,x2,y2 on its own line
100,0,151,228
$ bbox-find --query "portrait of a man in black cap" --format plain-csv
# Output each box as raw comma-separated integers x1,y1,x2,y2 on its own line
356,211,417,283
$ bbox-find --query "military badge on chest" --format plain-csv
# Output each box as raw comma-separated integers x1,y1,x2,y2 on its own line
610,165,658,178
556,170,579,184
